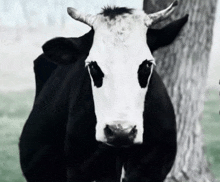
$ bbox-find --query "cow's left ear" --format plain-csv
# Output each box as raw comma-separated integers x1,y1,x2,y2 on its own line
42,29,94,65
147,14,189,53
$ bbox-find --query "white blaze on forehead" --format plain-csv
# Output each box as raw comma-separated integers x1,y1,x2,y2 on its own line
86,10,155,144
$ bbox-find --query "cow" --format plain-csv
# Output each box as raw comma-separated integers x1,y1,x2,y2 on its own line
19,1,188,182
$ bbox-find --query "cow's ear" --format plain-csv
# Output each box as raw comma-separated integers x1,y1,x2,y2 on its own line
147,14,189,53
42,30,94,65
42,37,82,65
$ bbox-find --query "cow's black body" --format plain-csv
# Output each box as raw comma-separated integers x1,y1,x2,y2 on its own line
19,15,188,182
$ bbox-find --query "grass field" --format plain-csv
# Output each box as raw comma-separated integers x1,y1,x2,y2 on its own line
0,90,34,182
201,89,220,180
0,89,219,182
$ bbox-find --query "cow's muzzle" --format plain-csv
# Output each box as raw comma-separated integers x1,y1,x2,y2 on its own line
104,124,137,147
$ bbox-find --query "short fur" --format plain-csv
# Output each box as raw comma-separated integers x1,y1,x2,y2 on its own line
19,15,188,182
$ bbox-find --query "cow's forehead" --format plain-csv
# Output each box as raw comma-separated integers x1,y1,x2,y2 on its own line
94,9,150,30
86,8,154,67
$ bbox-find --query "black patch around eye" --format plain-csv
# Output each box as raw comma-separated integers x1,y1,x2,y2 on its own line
88,61,105,88
138,60,153,88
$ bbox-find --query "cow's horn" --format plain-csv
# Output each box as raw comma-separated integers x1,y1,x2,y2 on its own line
67,7,96,27
146,1,178,26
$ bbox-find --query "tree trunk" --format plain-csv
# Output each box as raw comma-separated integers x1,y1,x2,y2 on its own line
143,0,218,181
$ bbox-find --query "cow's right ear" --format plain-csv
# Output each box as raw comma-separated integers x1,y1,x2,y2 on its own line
42,29,94,65
42,37,81,65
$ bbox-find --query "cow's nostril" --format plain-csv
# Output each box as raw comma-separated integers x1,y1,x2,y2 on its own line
129,125,137,135
104,125,114,137
129,126,137,140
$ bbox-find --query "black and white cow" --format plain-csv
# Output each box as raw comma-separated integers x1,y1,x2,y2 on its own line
19,2,188,182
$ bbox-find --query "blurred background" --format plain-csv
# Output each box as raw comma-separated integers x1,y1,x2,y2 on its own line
0,0,219,181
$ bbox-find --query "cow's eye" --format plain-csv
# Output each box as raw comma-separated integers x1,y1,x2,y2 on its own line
138,60,153,88
88,61,105,88
146,62,152,68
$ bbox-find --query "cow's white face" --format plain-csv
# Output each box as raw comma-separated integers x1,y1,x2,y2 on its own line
67,2,177,145
85,10,155,144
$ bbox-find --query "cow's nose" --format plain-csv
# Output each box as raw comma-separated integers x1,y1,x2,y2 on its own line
104,124,137,147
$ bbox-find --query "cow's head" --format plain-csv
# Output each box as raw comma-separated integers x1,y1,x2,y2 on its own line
67,1,178,146
43,1,188,147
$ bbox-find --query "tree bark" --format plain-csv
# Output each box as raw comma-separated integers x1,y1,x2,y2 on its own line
143,0,218,181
